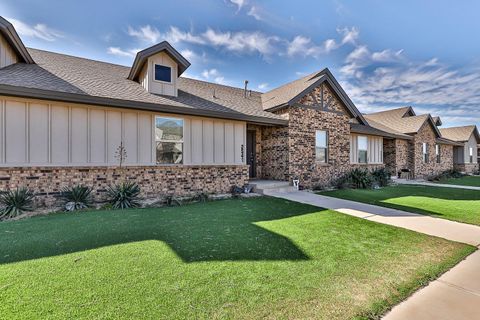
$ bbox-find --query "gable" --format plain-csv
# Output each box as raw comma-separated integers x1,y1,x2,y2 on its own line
0,33,19,68
297,82,352,117
0,17,34,66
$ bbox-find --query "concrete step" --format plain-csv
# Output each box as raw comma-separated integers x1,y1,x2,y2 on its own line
249,180,297,195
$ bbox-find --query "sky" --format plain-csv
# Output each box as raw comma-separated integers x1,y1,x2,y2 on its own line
1,0,480,128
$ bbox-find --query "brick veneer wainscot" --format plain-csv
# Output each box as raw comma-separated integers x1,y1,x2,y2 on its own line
0,165,249,207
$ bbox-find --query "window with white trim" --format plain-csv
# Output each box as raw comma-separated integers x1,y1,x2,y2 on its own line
155,116,183,164
422,143,429,163
435,144,441,163
470,147,473,163
357,136,368,163
154,64,172,83
315,130,328,163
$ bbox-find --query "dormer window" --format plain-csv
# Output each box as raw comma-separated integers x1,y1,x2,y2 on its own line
154,64,172,83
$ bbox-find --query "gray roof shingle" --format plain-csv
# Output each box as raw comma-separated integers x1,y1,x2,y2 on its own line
0,48,286,125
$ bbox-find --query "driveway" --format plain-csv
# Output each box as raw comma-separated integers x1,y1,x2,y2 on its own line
263,189,480,320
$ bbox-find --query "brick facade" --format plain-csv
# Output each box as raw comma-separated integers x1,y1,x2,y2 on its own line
412,122,453,178
254,83,385,188
0,165,248,207
454,163,479,173
384,139,412,176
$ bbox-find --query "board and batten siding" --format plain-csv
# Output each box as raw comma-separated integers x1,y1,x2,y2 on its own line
0,34,18,69
350,134,383,164
0,96,246,167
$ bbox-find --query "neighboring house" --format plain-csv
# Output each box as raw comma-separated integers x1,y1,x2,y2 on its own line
0,16,397,204
364,107,461,179
439,125,480,173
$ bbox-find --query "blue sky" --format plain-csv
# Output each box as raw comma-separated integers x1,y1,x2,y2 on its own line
1,0,480,128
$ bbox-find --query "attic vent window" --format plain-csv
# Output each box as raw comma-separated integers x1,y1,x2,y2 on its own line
154,64,172,83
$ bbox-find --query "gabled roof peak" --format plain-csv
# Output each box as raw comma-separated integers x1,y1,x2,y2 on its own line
0,17,35,64
128,41,190,81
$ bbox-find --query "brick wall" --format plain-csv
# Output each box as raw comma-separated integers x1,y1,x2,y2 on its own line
454,163,479,173
258,83,384,188
0,165,249,207
412,122,453,178
384,138,412,176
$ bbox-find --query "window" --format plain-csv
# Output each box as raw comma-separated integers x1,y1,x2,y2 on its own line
422,143,429,163
357,136,368,163
155,117,183,164
470,147,474,163
435,144,441,163
154,64,172,83
315,130,328,163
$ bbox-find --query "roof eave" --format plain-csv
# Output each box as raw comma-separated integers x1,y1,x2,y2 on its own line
0,84,287,126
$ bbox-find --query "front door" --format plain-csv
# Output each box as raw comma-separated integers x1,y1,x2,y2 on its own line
246,130,256,178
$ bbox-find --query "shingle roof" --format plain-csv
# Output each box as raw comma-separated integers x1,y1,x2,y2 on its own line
0,48,286,125
364,107,440,137
261,71,324,110
440,125,480,143
349,123,411,139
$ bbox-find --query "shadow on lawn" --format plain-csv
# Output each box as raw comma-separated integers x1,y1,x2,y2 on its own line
0,198,319,264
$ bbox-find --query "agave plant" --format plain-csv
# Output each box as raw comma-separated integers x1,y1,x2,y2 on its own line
60,185,93,211
107,182,141,209
0,187,35,220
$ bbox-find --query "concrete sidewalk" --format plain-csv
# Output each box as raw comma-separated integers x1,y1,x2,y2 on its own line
395,178,480,191
265,190,480,246
263,189,480,320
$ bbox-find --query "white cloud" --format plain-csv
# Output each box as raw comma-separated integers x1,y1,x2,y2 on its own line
338,27,359,45
127,25,160,44
7,17,62,41
201,68,228,85
229,0,246,12
107,47,140,57
287,36,339,58
202,29,279,56
258,83,269,90
247,6,263,20
163,26,206,45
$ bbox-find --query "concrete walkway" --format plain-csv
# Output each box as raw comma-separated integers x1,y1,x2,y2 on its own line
263,189,480,320
395,178,480,191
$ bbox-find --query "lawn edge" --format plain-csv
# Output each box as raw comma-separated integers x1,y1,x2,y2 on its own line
358,245,477,320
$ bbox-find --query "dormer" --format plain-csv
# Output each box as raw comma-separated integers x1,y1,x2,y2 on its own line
128,41,190,97
0,17,35,68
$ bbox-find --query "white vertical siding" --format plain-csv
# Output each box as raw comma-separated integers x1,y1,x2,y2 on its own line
0,34,19,68
0,96,246,167
350,134,383,164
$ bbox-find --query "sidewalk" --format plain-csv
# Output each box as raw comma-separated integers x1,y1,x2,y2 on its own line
395,178,480,191
263,189,480,320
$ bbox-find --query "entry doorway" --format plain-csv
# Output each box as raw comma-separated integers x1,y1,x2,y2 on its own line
246,130,256,178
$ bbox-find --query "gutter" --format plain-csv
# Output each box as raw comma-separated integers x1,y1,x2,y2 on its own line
0,84,288,127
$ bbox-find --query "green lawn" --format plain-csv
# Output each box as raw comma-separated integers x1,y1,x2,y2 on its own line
0,197,474,319
322,185,480,226
436,175,480,187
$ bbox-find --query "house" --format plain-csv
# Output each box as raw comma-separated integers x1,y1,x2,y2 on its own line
364,107,461,178
0,16,402,204
439,125,480,173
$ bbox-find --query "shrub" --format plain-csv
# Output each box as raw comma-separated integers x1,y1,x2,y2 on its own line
335,169,371,189
60,185,93,211
0,187,35,220
192,192,209,203
427,169,464,182
106,182,141,209
371,168,391,187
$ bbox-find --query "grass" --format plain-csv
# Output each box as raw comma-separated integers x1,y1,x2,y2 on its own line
0,197,474,319
322,184,480,226
435,175,480,187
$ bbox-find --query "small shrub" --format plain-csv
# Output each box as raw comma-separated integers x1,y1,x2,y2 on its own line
60,185,93,211
428,169,465,182
371,168,391,187
192,192,209,203
0,187,35,220
165,195,182,207
349,168,373,189
106,182,141,209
